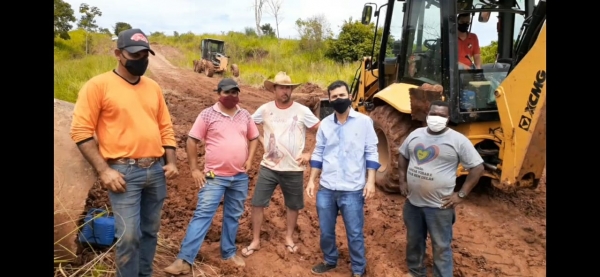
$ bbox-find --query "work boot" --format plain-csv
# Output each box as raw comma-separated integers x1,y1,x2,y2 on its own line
225,254,246,267
163,259,191,275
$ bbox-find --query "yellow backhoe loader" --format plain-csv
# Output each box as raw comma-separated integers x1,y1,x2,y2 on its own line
319,0,546,193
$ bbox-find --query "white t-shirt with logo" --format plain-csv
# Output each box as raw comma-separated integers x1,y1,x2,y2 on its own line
251,101,320,172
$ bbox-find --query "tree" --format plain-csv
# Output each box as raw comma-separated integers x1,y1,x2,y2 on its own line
265,0,284,39
99,28,112,35
295,15,333,52
260,23,276,37
54,0,76,40
114,22,133,36
77,3,103,54
325,18,392,63
253,0,266,36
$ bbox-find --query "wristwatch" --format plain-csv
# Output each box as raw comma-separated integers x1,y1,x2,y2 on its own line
458,191,467,198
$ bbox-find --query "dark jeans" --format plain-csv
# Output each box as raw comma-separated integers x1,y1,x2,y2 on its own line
403,201,456,277
316,186,366,275
108,161,167,277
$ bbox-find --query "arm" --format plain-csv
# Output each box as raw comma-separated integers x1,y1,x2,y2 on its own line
303,106,321,153
70,80,109,173
364,118,381,172
187,113,208,171
186,137,200,171
157,87,177,164
473,34,482,69
251,106,265,147
309,124,326,182
458,137,485,195
398,134,413,182
246,117,260,159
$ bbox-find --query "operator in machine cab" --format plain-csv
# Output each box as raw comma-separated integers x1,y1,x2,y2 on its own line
457,13,482,69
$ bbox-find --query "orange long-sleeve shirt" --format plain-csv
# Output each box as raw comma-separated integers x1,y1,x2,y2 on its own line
70,71,176,159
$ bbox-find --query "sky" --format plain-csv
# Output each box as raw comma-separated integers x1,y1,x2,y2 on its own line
64,0,533,47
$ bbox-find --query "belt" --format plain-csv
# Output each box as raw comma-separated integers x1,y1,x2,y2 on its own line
107,157,160,168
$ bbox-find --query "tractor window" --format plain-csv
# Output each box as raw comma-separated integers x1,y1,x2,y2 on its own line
387,4,404,58
402,0,442,85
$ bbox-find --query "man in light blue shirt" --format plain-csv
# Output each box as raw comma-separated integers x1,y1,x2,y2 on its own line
305,80,380,277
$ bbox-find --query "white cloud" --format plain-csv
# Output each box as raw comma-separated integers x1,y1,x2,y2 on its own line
65,0,524,47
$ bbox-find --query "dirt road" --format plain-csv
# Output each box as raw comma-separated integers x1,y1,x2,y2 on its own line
85,45,546,277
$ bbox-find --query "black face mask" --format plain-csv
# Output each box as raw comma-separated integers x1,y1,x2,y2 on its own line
121,54,149,76
331,98,351,113
458,23,470,33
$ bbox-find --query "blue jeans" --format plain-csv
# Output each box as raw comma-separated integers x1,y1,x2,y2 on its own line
316,186,366,275
108,161,167,277
403,201,456,277
177,173,249,264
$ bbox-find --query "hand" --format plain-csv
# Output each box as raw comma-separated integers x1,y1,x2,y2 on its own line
163,163,179,179
441,193,464,209
363,181,375,200
191,169,206,188
295,152,311,166
99,168,126,193
399,180,408,196
242,159,252,172
305,180,316,198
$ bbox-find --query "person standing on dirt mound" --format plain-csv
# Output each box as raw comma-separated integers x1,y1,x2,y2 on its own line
398,100,484,277
163,78,260,275
305,80,380,277
70,28,179,277
241,72,321,258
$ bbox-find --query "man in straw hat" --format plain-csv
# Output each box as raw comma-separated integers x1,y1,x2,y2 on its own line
241,72,321,257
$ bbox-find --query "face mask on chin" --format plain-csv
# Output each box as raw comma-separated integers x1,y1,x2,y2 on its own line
426,115,448,132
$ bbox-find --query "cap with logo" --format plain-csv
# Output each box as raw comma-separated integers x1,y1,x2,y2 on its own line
117,28,155,56
217,78,240,92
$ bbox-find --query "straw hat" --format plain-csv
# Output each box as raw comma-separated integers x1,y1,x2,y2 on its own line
264,72,301,92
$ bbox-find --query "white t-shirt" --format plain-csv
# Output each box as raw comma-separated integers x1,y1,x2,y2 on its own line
251,101,320,171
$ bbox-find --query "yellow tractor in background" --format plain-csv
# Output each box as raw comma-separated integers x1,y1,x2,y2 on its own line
319,0,546,193
193,38,240,78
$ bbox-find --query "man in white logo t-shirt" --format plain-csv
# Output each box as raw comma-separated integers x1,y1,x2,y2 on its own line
242,72,320,257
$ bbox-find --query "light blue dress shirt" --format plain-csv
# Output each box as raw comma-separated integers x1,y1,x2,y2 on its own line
310,109,381,191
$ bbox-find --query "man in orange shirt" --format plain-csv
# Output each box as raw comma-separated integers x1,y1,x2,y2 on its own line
70,28,178,277
457,13,482,69
164,78,259,275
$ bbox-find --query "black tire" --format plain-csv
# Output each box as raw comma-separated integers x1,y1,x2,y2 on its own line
369,104,419,193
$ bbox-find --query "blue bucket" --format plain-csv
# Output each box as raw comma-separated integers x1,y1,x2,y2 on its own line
78,208,115,247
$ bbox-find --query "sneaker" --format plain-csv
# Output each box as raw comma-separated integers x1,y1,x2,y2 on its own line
163,259,191,275
311,262,337,274
225,254,246,267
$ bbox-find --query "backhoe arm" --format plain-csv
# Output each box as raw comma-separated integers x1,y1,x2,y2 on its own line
493,0,546,190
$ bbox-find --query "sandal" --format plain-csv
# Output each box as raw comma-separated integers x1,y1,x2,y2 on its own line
285,244,298,253
241,246,259,257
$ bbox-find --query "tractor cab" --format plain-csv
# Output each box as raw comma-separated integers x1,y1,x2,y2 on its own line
201,39,226,66
362,0,536,124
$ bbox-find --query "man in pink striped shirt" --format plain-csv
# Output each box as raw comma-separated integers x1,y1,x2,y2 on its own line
164,79,259,275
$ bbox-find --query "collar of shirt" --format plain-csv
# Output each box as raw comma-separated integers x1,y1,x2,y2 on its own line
212,102,241,117
333,108,358,124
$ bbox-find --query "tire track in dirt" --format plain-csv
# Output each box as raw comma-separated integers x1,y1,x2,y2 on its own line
85,45,546,277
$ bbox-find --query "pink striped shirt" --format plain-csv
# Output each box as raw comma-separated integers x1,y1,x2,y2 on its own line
188,103,259,176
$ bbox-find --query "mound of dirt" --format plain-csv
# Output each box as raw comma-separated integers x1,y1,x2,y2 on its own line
78,46,546,277
54,99,98,261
